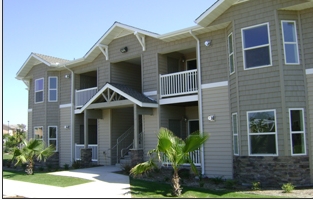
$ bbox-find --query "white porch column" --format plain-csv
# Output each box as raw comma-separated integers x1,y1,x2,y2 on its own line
84,110,89,149
133,104,138,149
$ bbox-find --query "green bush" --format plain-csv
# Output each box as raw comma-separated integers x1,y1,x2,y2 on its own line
251,181,261,190
72,160,82,169
225,179,237,189
210,176,225,185
63,164,69,170
282,183,294,193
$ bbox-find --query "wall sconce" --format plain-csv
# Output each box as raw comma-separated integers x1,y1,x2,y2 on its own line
120,46,128,53
204,40,212,47
64,125,70,129
181,56,185,63
182,116,188,122
65,74,71,79
208,115,215,121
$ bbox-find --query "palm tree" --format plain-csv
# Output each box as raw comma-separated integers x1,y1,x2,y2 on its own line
130,128,209,196
12,139,55,175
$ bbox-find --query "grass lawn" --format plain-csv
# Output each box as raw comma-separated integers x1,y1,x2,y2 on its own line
3,170,92,187
130,178,281,198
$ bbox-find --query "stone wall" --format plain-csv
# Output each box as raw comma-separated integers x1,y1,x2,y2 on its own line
81,148,92,167
130,149,143,167
233,156,311,187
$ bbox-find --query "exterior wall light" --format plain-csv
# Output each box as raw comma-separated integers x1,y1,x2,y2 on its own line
65,74,71,79
64,125,70,129
120,46,128,53
204,40,212,47
208,115,215,121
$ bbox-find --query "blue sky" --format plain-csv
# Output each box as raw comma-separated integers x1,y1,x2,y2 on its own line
3,0,216,128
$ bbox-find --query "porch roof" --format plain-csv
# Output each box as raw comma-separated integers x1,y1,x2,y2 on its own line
75,82,158,114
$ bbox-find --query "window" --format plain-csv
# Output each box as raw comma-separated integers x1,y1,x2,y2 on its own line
247,110,277,156
228,33,235,74
48,77,58,102
281,20,299,64
35,78,44,103
289,109,306,155
242,23,272,69
232,113,239,155
34,126,43,140
48,126,58,152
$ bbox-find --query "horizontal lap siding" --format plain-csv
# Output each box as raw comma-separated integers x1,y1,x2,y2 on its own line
307,74,313,181
111,62,141,91
27,110,32,139
98,109,111,165
202,86,232,179
142,108,159,161
59,107,72,166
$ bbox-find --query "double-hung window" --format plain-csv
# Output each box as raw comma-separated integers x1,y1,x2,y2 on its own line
35,78,44,103
34,126,43,140
232,113,239,155
48,77,58,102
242,23,272,69
289,109,306,155
228,33,235,74
247,110,278,156
281,20,299,64
48,126,58,152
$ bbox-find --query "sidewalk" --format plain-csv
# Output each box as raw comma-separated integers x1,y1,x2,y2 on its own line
3,166,131,198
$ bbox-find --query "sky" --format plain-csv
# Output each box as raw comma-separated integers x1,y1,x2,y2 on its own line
3,0,217,128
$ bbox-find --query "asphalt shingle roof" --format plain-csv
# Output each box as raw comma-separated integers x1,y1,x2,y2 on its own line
33,53,69,65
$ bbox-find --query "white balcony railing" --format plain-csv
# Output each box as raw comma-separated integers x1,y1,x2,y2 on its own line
162,148,201,166
75,87,98,108
75,144,98,161
160,69,198,98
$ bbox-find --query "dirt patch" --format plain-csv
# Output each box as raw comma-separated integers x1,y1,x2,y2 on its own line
131,167,313,198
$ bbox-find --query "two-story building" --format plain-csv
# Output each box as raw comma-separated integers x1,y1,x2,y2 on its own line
16,0,313,186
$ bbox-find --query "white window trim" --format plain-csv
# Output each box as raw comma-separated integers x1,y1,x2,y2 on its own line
289,108,306,156
48,126,58,152
228,32,235,75
35,78,44,103
34,126,43,140
247,109,278,156
232,113,239,155
281,20,300,65
48,76,58,102
241,22,272,70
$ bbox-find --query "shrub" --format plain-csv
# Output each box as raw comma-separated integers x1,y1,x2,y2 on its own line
251,181,261,190
210,176,225,185
225,179,237,189
120,163,132,175
282,183,294,193
72,160,82,169
63,164,69,170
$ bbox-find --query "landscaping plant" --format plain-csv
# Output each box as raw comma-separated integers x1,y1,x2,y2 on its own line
12,138,55,175
281,183,294,193
130,128,208,197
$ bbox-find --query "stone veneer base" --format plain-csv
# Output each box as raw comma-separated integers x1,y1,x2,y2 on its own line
233,156,311,187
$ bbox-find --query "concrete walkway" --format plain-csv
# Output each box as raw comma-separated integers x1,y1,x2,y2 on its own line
3,166,131,198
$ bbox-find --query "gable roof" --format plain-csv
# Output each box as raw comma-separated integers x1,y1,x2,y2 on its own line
16,52,69,80
75,82,158,114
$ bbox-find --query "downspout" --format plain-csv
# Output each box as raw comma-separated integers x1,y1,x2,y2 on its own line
62,65,75,164
189,30,205,175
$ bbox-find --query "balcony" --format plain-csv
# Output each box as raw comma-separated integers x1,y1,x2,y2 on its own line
160,69,198,98
75,87,98,108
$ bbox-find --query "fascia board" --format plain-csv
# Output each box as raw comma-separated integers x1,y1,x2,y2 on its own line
158,25,203,40
195,0,224,25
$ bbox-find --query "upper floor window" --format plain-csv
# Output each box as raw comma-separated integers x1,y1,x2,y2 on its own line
247,109,277,156
35,78,44,103
281,20,299,65
48,77,58,102
242,23,272,69
228,33,235,74
289,109,306,155
34,126,43,140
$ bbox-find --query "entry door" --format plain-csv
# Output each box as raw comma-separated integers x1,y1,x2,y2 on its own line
188,120,199,135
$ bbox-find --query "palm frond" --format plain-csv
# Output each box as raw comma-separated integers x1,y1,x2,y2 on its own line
130,159,157,177
183,134,209,153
